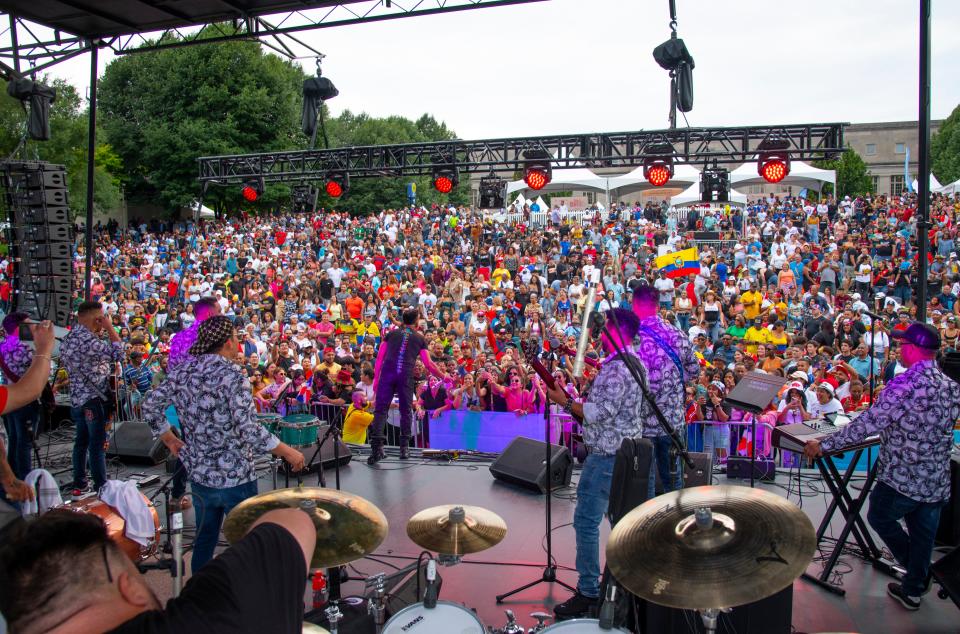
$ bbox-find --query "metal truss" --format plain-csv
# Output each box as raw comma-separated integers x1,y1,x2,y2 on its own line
0,0,547,79
197,123,847,185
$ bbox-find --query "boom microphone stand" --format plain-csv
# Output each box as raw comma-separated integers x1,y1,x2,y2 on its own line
496,351,575,603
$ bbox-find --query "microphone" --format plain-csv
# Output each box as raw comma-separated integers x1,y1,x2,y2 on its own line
573,269,601,378
423,558,438,609
860,308,886,322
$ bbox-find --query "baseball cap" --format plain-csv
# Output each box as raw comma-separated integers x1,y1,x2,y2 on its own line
890,321,941,350
789,370,808,381
816,381,835,395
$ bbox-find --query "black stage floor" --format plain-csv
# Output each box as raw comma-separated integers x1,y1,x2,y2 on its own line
30,440,960,634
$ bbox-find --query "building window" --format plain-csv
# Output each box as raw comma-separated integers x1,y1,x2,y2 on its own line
895,143,906,155
891,175,905,196
871,176,879,192
865,143,877,156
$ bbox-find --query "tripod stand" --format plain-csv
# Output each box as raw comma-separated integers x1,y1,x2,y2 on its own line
142,467,186,597
308,408,346,490
496,355,575,603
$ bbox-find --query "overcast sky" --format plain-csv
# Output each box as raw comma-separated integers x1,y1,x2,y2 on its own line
38,0,960,140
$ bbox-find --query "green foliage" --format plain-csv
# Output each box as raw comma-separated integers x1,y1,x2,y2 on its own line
312,111,470,215
814,149,874,198
98,25,309,214
932,104,960,186
0,78,122,218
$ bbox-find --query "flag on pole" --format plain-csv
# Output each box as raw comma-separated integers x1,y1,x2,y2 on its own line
905,146,914,193
655,247,700,279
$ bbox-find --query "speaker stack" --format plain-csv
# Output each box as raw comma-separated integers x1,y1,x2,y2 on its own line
1,161,75,326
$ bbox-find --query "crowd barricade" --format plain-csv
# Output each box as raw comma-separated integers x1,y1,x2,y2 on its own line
686,419,786,466
491,209,601,227
692,239,740,253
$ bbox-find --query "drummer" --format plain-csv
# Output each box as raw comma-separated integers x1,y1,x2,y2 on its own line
0,506,316,633
143,316,306,572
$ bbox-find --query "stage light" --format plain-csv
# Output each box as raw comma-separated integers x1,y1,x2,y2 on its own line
241,178,262,202
523,150,552,191
757,138,791,184
432,166,459,194
324,172,349,198
479,173,507,209
700,167,730,203
642,143,675,187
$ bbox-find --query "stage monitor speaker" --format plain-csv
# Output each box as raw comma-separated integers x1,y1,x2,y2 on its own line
682,451,713,488
936,453,960,546
489,436,572,494
107,421,169,464
640,583,793,634
280,423,352,475
726,456,776,481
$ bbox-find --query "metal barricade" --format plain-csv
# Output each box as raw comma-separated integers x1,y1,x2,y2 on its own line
686,419,778,466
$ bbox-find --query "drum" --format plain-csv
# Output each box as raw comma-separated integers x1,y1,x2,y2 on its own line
542,619,630,632
257,412,281,436
56,493,161,562
280,414,320,447
381,601,485,634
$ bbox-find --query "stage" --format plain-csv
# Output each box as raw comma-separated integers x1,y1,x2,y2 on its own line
24,435,960,634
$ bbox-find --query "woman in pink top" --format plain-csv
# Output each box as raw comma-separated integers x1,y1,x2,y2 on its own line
481,368,539,416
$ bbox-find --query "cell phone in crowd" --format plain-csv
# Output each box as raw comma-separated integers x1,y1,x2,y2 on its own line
18,321,34,341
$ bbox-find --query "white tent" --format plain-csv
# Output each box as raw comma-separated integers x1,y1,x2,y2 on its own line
606,163,701,197
506,167,608,195
670,181,747,207
192,200,216,218
912,173,943,193
936,178,960,195
729,160,835,192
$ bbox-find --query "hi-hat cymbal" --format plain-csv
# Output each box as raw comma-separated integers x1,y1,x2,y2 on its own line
406,505,507,555
606,485,816,610
223,487,388,569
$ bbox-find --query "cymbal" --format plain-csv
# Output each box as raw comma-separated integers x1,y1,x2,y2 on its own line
302,624,329,634
606,485,816,610
223,487,388,568
406,505,507,555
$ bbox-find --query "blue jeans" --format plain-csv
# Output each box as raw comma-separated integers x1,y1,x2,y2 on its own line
574,453,616,598
190,479,259,573
648,434,680,498
71,398,108,491
4,402,39,479
867,481,943,597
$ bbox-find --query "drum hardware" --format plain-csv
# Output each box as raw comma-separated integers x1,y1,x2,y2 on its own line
380,600,485,633
170,512,184,597
538,619,630,632
365,573,387,633
605,486,817,634
527,612,552,633
223,487,389,569
325,602,343,634
406,505,507,556
437,553,461,566
495,609,524,634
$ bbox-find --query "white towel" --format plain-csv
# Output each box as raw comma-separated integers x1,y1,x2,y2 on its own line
99,480,155,547
21,469,63,516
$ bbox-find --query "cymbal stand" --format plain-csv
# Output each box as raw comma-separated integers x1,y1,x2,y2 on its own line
365,573,387,633
325,602,343,634
698,607,731,634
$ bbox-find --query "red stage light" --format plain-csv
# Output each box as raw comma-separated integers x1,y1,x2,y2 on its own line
325,180,343,198
646,165,671,187
760,160,788,183
524,168,549,190
241,185,258,202
433,176,454,194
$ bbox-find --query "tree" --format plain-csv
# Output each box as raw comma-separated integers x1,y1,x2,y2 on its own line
814,149,874,198
932,104,960,186
0,79,122,218
98,26,309,215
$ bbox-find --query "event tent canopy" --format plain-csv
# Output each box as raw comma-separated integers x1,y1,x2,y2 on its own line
506,167,609,195
913,173,943,193
605,163,701,197
728,160,835,192
936,178,960,195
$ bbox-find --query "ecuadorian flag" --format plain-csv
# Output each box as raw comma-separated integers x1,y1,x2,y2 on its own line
655,247,700,279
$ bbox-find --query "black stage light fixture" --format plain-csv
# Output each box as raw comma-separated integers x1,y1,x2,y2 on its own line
700,167,729,203
291,184,316,213
642,142,675,187
7,78,57,140
241,177,263,202
479,174,506,209
757,138,792,184
523,150,552,190
324,172,349,198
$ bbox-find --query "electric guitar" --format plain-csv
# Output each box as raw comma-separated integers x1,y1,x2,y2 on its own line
520,341,583,423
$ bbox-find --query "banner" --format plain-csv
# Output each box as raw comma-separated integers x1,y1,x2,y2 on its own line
550,196,588,211
429,410,561,452
655,246,701,278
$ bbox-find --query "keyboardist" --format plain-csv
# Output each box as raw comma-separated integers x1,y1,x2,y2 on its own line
803,322,960,611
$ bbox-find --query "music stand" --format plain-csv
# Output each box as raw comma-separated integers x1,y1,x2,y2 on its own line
722,372,786,488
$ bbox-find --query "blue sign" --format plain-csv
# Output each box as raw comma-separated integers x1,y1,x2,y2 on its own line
406,182,417,204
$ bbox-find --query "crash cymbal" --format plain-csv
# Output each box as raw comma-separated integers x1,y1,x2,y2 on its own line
606,485,815,610
302,623,329,634
223,487,388,568
406,505,507,555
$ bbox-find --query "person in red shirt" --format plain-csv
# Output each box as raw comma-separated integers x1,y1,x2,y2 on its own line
841,379,871,412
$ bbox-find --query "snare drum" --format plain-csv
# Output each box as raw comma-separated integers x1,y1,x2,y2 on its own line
280,414,320,447
56,493,161,562
542,619,630,632
381,601,485,634
257,412,281,436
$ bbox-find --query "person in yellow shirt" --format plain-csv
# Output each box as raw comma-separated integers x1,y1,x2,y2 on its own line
491,266,511,289
355,314,381,345
743,318,771,355
740,282,763,321
342,391,374,444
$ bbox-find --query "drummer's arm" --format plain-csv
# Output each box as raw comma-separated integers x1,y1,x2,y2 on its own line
248,508,317,572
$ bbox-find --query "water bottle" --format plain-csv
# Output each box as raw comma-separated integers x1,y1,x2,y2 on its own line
312,570,328,610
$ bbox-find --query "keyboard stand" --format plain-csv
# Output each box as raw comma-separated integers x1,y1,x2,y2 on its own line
801,448,891,596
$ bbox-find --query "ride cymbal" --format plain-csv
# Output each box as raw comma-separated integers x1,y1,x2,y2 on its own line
606,485,816,610
406,505,507,555
223,487,388,568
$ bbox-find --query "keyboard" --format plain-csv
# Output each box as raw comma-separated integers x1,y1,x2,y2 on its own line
772,414,877,455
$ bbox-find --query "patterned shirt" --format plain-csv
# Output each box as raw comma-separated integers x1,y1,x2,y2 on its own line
0,337,33,383
820,359,960,503
59,325,125,408
581,353,648,455
633,316,700,437
143,354,279,489
167,322,200,369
